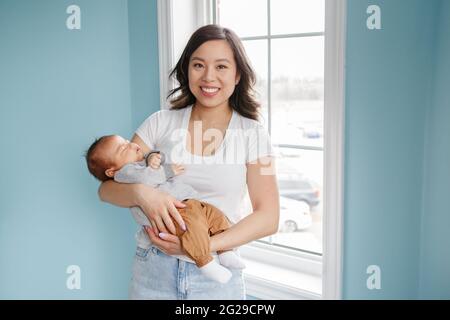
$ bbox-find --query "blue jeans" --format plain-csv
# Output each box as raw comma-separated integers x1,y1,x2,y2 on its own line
129,246,246,300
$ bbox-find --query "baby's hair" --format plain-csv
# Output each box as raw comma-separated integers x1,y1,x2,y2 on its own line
84,135,114,182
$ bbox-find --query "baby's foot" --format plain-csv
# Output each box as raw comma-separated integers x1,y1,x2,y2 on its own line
199,260,232,284
218,251,246,269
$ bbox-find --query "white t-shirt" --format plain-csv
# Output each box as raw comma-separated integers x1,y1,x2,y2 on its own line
134,105,275,262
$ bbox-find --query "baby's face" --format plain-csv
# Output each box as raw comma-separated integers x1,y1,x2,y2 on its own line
103,135,145,173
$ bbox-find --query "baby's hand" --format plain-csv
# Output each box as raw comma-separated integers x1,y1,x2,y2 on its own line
148,153,162,169
171,164,185,176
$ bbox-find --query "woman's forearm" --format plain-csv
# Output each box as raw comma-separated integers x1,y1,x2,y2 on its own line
98,180,144,208
99,180,186,235
210,210,278,252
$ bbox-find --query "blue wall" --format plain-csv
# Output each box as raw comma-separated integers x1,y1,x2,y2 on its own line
419,0,450,299
0,0,159,298
128,0,160,129
344,0,445,299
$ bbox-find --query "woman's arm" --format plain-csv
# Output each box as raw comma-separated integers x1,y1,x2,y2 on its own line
98,175,186,235
98,179,143,208
146,156,280,254
210,156,280,252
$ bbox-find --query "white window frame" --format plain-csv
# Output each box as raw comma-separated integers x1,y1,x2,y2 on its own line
157,0,175,109
157,0,346,300
157,0,213,109
322,0,346,300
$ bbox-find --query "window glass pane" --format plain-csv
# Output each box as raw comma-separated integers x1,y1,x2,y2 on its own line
271,0,325,35
216,0,267,37
271,36,324,149
172,0,198,67
242,39,269,126
261,147,323,254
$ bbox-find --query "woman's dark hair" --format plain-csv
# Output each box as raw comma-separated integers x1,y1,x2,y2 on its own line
168,24,260,121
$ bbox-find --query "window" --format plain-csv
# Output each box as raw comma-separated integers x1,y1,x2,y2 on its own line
215,0,325,255
158,0,345,299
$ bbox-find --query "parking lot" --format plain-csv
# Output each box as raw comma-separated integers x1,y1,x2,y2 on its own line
259,100,324,255
262,201,323,254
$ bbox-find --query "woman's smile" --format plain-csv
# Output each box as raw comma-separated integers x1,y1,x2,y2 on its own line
200,86,220,97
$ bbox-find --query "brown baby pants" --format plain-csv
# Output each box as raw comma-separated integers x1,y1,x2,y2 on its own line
172,199,231,268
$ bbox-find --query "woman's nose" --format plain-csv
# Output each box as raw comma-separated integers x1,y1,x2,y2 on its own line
202,66,216,82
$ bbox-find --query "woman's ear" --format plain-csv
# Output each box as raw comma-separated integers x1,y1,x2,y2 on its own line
105,168,115,178
235,73,241,85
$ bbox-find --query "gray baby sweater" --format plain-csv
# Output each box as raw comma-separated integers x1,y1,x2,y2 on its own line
114,152,198,226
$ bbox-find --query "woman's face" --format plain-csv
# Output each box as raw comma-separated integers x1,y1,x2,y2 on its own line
188,39,240,110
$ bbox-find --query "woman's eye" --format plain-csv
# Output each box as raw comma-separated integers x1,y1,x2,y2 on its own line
217,65,227,70
193,63,203,68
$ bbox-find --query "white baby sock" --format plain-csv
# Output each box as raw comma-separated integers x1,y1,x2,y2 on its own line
199,260,232,284
218,251,246,269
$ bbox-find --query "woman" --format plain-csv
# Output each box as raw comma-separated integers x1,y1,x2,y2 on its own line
98,24,280,299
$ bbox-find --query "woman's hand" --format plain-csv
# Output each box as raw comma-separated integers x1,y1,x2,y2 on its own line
136,185,186,235
144,226,186,256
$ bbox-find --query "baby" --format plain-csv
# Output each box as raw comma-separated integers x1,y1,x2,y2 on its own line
85,134,245,284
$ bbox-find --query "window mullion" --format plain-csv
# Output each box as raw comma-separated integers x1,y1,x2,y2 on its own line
212,0,217,24
274,144,323,152
241,32,324,42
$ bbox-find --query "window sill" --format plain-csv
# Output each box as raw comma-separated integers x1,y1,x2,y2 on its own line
240,242,322,300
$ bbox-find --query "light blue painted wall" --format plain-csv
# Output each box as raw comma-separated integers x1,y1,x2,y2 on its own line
343,0,439,299
0,0,159,298
128,0,161,129
419,0,450,299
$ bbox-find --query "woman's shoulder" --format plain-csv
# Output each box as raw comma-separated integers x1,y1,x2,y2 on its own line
137,106,189,135
149,106,190,121
233,110,268,131
136,106,191,149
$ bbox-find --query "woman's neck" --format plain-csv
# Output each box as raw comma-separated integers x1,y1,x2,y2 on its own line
191,102,233,126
